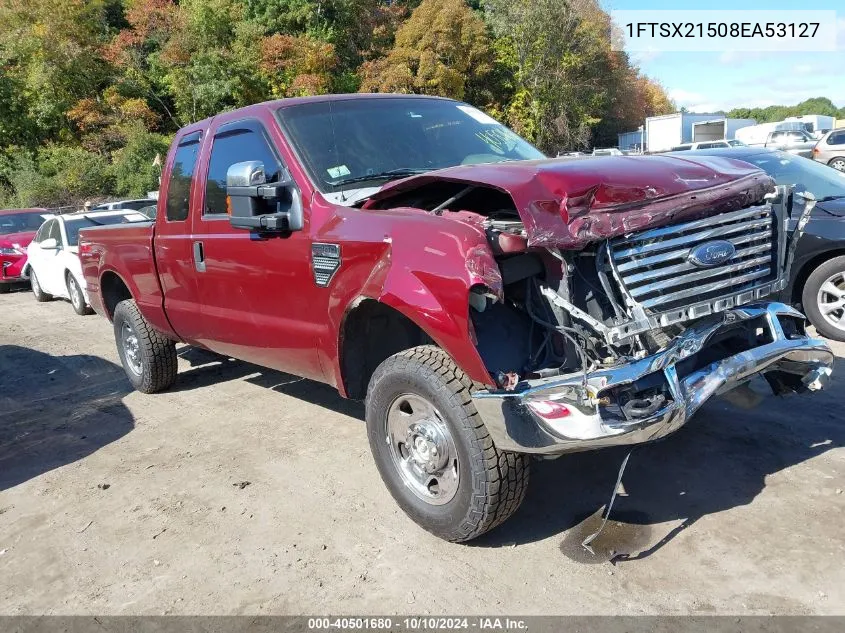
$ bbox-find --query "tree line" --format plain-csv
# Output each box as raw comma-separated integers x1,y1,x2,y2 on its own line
0,0,679,208
3,0,837,210
726,97,845,125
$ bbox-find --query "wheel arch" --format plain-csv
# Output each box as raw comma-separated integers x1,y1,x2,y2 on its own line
338,298,433,400
99,270,133,321
792,248,845,306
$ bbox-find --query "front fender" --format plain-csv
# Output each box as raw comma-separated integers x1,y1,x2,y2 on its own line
320,206,499,393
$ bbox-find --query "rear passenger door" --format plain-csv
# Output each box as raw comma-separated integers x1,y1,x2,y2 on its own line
190,114,324,381
154,129,205,342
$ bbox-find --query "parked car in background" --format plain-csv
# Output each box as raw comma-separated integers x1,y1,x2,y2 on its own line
762,130,817,158
735,121,807,146
0,208,49,293
137,204,157,220
812,128,845,172
669,140,746,151
690,147,845,341
92,198,157,212
26,210,148,314
591,147,625,156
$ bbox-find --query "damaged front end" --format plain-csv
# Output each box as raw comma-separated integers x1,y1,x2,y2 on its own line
469,184,832,455
472,302,832,454
369,157,833,455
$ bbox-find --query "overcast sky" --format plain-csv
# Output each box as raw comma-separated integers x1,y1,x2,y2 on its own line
600,0,845,112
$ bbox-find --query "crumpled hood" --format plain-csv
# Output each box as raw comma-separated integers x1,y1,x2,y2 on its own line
0,230,37,250
370,155,775,248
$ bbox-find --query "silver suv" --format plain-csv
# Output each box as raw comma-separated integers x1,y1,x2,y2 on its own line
812,128,845,171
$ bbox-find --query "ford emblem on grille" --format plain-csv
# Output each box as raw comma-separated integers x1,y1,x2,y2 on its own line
688,240,736,268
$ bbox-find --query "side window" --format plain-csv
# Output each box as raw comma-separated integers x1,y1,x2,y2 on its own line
51,221,65,247
45,220,62,245
205,123,282,215
33,220,52,244
166,132,201,222
828,132,845,146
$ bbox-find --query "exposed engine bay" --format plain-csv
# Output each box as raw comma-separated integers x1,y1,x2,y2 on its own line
368,172,829,437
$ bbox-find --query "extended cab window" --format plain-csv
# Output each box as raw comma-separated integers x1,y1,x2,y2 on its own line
166,132,201,222
205,123,282,215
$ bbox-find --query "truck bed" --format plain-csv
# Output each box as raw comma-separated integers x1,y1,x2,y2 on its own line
78,220,171,333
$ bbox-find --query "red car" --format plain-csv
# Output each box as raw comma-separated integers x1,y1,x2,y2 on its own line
0,208,49,293
79,95,832,542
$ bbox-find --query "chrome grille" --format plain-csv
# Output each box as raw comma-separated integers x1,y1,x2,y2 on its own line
609,205,777,314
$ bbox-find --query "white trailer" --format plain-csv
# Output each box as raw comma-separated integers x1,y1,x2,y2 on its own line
692,118,756,142
735,121,806,146
645,112,724,152
784,115,836,136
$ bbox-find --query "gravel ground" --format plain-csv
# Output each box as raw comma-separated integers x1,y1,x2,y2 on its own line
0,288,843,615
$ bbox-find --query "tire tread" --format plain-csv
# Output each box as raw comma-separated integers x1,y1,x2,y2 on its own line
114,299,177,393
367,345,529,542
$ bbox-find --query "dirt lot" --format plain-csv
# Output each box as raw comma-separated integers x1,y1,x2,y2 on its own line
1,288,843,615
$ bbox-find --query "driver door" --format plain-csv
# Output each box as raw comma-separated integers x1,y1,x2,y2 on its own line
189,112,325,381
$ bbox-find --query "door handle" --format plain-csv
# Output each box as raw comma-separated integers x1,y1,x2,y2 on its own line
193,241,206,273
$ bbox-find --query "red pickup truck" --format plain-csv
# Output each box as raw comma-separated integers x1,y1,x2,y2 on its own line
80,94,833,542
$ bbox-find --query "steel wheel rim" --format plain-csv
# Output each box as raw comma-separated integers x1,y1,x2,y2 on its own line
69,278,81,309
385,393,459,506
121,321,143,375
817,271,845,331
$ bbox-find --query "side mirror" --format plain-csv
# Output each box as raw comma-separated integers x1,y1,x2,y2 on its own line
226,161,303,233
40,238,58,250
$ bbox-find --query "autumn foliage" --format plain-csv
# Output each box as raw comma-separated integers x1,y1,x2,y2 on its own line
0,0,678,206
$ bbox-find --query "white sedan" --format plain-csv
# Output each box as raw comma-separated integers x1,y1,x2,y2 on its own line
26,210,148,315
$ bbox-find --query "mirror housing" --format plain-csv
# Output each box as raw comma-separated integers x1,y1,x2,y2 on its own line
226,161,303,233
39,238,58,250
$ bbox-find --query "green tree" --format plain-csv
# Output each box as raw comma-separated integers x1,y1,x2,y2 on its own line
110,129,172,197
360,0,494,102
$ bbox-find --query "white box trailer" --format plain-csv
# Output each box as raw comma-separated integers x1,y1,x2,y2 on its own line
785,115,836,136
692,118,756,142
645,112,723,152
735,121,806,146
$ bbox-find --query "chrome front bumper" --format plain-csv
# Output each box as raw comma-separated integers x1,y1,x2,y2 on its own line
472,303,834,455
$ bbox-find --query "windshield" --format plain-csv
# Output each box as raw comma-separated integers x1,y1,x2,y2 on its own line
0,212,49,235
744,151,845,200
64,214,145,246
278,98,544,193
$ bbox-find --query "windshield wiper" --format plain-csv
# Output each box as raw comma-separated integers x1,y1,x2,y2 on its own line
333,168,431,188
817,195,845,203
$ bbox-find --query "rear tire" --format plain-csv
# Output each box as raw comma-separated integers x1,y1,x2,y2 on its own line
67,273,93,315
802,255,845,342
113,298,178,393
829,157,845,172
30,271,51,302
365,345,529,542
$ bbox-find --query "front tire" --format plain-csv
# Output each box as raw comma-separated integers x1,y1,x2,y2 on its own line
802,255,845,342
365,345,529,542
67,273,93,315
113,299,178,393
30,270,51,302
0,284,10,294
